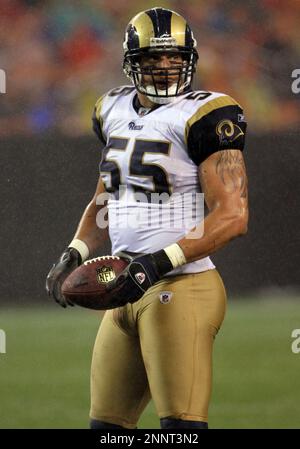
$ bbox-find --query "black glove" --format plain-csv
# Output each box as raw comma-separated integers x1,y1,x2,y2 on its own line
46,247,82,308
106,250,173,307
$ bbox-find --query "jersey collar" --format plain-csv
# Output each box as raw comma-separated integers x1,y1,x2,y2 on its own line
132,94,163,117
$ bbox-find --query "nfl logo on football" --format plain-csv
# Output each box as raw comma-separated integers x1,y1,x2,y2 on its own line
96,266,116,284
159,291,173,304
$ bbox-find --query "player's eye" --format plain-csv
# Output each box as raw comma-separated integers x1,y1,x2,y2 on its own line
147,56,161,64
168,56,183,65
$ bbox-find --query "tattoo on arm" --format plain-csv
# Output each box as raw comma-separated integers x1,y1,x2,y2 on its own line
215,150,248,198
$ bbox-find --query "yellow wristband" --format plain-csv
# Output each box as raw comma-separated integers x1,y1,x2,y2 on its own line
164,243,187,269
68,239,89,262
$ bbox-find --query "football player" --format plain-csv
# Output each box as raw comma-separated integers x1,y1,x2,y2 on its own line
46,7,248,429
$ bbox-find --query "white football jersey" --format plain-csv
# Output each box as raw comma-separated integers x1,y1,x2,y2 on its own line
93,86,246,276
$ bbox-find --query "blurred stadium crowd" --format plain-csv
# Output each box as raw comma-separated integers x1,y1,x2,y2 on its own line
0,0,299,136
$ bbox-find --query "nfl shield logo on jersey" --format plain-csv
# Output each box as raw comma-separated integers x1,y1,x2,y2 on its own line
159,291,173,304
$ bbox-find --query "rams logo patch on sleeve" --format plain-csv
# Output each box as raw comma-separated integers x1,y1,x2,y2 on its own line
216,119,244,145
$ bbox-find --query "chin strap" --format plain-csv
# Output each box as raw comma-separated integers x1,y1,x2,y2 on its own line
144,83,178,104
146,95,176,105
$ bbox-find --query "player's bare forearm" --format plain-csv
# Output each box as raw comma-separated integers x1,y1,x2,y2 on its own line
178,149,248,263
178,204,247,262
72,176,109,254
73,201,108,253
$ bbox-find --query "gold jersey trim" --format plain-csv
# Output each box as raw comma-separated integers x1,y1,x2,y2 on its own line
185,95,241,144
95,95,105,139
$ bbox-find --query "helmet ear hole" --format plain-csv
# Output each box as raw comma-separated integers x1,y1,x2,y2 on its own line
132,55,141,65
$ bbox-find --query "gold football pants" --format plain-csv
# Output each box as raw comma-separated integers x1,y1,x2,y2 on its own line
90,269,227,428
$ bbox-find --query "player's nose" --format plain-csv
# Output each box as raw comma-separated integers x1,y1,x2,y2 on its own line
155,55,173,69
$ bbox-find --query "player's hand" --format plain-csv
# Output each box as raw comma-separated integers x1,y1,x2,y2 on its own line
46,248,82,308
106,251,166,307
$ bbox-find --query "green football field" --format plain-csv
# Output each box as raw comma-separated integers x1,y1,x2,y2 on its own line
0,298,299,429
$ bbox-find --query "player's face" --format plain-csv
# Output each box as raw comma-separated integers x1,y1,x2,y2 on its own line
139,52,184,90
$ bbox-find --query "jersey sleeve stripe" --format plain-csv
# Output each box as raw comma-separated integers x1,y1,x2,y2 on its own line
184,95,241,144
95,95,104,123
94,95,106,142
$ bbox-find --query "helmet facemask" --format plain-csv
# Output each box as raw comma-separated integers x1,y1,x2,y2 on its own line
123,48,198,104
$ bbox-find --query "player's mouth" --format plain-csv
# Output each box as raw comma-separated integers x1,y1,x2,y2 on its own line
156,81,170,88
154,78,178,88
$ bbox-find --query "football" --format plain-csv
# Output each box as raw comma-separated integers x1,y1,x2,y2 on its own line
61,255,129,310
